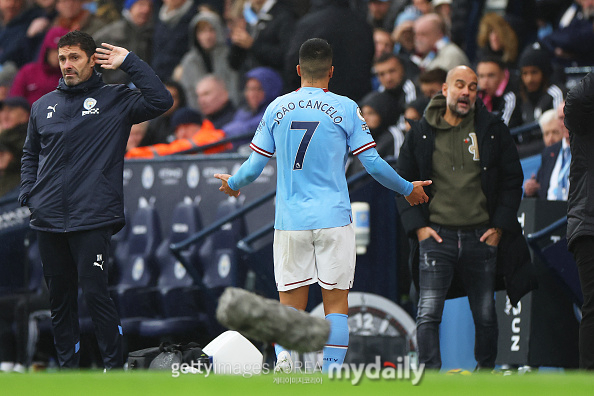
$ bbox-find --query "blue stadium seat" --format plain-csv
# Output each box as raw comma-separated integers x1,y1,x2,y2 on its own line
108,205,163,334
136,200,212,340
200,199,247,291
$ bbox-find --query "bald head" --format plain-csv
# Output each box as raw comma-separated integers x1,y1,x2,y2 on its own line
414,13,446,56
443,66,478,124
196,75,229,116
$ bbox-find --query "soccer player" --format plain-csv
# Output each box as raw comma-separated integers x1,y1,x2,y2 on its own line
214,38,430,373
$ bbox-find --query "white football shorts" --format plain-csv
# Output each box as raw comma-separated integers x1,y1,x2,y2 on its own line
273,223,356,292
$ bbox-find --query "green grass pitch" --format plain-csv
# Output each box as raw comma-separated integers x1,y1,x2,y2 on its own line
1,370,592,396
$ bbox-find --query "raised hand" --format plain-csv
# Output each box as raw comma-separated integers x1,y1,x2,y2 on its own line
405,180,432,206
214,173,240,197
95,43,129,70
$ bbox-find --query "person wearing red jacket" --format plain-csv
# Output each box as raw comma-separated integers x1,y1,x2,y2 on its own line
9,26,69,106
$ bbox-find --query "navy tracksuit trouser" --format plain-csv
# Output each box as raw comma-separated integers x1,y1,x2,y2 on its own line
37,227,123,369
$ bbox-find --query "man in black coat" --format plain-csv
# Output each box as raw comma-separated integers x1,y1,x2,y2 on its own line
19,31,173,369
396,66,534,370
284,0,374,102
564,70,594,370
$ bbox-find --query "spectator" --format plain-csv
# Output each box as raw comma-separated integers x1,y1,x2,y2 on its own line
541,0,594,66
0,118,26,197
195,75,236,129
222,66,283,151
0,0,44,67
391,18,415,56
367,0,402,31
433,0,452,27
403,96,430,132
228,0,295,80
476,12,519,69
152,0,197,81
394,0,433,27
519,43,564,123
0,62,17,101
523,106,570,200
373,28,394,61
126,121,149,151
411,13,469,72
476,56,522,128
93,0,154,84
284,0,374,102
126,107,229,158
418,67,447,98
449,0,485,64
9,26,68,106
0,96,30,132
140,80,186,145
374,53,419,116
177,10,239,110
360,91,401,157
53,0,107,35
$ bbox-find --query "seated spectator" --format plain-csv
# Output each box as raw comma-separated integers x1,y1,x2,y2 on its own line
221,67,283,151
195,75,237,129
152,0,197,80
374,53,420,113
53,0,107,35
126,107,230,158
391,18,415,56
140,80,186,146
0,63,17,101
9,26,68,105
394,0,432,27
523,104,570,200
373,27,394,61
539,108,564,147
93,0,154,84
433,0,451,27
346,90,400,177
517,42,564,156
418,67,447,98
541,0,594,66
367,0,400,31
228,0,295,79
476,56,522,128
0,120,26,197
177,10,240,110
0,97,28,197
0,96,30,132
476,12,519,69
126,121,149,152
403,96,429,132
411,13,469,72
0,0,44,67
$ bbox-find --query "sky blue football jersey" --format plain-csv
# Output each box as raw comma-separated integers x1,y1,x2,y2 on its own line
249,87,376,230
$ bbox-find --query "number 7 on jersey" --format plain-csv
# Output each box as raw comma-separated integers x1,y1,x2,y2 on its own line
291,121,319,170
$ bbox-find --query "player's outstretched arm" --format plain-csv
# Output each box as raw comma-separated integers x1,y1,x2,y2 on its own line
214,173,240,197
405,180,432,206
95,43,129,70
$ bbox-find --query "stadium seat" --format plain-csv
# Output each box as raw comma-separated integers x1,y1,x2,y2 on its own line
135,200,212,340
200,198,247,292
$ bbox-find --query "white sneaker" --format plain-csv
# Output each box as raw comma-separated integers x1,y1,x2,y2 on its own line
274,351,293,374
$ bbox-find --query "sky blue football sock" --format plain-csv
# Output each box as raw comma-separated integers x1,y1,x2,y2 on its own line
322,313,349,373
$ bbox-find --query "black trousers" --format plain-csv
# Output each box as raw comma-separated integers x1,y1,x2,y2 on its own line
37,227,123,369
572,235,594,370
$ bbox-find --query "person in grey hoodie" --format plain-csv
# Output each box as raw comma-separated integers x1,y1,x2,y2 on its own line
177,9,239,109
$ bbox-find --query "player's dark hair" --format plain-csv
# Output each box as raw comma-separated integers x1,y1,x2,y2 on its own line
58,30,96,58
299,38,333,80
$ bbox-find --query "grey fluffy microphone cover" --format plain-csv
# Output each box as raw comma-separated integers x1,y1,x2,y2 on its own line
216,287,330,352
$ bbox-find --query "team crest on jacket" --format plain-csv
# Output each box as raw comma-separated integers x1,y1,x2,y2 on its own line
82,97,99,116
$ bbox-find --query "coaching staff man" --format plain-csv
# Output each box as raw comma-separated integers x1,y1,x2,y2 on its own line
19,31,173,369
564,72,594,370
